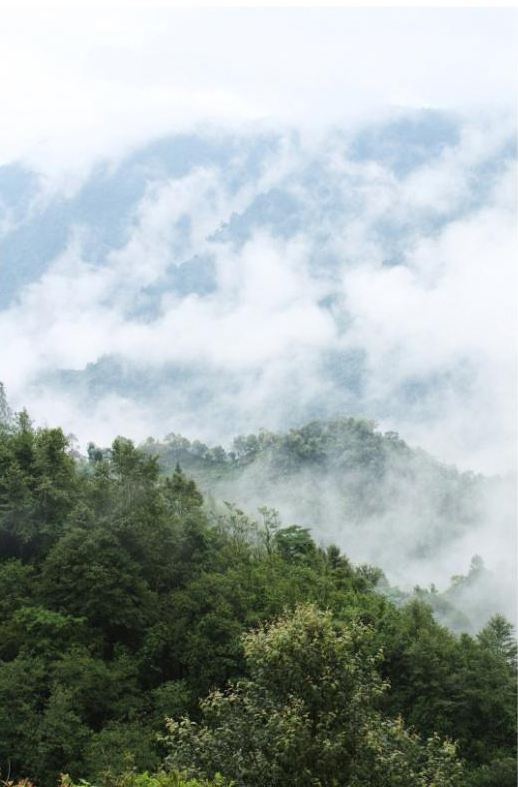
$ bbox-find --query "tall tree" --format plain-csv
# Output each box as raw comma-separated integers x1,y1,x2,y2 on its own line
165,604,462,787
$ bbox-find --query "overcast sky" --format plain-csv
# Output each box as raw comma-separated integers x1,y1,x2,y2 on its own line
0,7,516,174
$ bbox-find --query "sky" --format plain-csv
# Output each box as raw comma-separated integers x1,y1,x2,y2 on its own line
0,5,516,478
0,6,516,174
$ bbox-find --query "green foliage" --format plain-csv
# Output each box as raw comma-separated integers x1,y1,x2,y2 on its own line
477,614,517,667
80,721,161,782
41,527,159,648
165,605,462,787
0,407,515,787
58,771,230,787
462,756,518,787
0,414,78,560
144,418,487,588
34,685,92,785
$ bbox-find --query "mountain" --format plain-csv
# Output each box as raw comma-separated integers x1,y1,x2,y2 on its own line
2,110,515,476
1,409,515,787
139,416,516,631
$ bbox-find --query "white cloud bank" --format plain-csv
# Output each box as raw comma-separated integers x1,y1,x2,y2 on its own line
0,7,515,179
0,6,515,474
0,7,515,607
1,111,515,475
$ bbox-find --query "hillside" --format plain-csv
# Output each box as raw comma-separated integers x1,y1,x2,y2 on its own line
140,417,516,631
0,412,516,787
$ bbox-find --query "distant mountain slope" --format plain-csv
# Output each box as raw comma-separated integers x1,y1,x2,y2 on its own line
2,111,515,477
139,417,516,632
141,417,513,590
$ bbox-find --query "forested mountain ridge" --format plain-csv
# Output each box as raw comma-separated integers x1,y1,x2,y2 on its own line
142,418,487,548
0,404,516,787
141,417,515,632
141,417,485,540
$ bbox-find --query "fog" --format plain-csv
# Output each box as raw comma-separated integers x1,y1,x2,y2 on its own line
2,116,515,472
149,425,516,632
0,7,515,632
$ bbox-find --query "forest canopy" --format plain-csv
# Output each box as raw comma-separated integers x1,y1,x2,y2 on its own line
0,405,516,787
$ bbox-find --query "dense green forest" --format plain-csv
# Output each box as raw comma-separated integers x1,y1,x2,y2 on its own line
0,400,516,786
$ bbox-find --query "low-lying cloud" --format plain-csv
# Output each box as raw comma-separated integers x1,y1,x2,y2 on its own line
1,112,515,479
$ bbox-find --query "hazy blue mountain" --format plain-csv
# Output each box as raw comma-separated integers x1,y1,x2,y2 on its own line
1,109,515,477
3,110,508,309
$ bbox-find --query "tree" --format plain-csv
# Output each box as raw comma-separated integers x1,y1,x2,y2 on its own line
34,686,92,784
0,421,78,561
0,382,13,429
58,769,230,787
477,614,517,668
164,605,462,787
272,524,315,563
163,465,203,517
41,527,159,649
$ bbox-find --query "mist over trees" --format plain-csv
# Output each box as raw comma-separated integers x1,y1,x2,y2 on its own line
0,5,515,787
142,418,516,632
0,402,516,787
